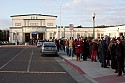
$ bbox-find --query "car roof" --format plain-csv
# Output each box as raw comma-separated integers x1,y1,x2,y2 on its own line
43,42,55,44
38,40,45,42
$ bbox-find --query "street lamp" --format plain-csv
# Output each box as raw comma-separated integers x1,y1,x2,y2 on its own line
92,13,96,39
63,26,65,38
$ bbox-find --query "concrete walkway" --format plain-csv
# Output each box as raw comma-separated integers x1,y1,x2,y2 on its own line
58,51,125,83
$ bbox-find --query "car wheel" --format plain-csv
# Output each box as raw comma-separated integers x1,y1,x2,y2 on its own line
55,53,58,57
41,53,44,57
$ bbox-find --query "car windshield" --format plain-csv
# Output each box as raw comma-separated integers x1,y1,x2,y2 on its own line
43,42,56,47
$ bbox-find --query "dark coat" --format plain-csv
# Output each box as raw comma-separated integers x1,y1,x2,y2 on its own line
91,42,98,51
115,43,124,61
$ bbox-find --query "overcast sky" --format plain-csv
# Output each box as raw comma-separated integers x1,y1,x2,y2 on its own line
0,0,125,29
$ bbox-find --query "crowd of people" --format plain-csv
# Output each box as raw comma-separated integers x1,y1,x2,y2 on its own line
54,34,125,76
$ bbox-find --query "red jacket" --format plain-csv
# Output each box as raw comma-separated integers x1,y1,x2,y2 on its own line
75,40,83,54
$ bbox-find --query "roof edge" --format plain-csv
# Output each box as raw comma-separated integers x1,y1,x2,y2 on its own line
10,14,57,18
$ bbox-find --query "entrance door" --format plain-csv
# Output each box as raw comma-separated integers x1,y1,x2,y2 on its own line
32,34,37,40
25,33,30,42
38,33,43,40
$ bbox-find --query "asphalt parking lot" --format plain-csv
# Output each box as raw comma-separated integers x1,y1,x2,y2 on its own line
0,46,78,83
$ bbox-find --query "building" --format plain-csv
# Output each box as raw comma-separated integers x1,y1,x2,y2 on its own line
9,14,57,44
9,14,125,44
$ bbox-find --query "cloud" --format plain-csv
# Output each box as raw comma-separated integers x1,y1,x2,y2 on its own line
0,19,11,29
62,0,83,8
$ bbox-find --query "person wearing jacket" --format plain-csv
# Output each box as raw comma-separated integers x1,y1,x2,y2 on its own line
115,38,124,76
75,38,83,61
91,39,98,62
100,37,108,68
110,40,118,72
68,37,74,57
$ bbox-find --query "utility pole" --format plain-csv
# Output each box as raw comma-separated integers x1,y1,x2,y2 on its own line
60,6,62,39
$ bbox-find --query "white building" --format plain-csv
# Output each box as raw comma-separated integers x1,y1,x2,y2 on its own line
9,14,57,44
9,14,125,44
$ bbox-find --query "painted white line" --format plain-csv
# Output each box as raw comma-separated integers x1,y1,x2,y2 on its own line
0,71,66,74
27,49,33,72
0,48,26,70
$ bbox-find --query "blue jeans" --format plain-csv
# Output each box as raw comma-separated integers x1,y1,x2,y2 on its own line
69,47,73,57
65,46,69,56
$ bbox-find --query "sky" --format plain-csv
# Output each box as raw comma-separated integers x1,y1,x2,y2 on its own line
0,0,125,29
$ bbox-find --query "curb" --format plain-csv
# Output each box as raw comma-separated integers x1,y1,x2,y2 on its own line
59,54,98,83
59,54,85,74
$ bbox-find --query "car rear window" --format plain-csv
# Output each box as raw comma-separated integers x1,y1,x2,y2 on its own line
43,43,56,47
38,40,45,42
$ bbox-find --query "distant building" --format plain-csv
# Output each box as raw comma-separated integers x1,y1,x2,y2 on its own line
9,14,125,44
9,14,57,44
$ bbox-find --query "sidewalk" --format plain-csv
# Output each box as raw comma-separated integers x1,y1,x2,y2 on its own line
58,51,125,83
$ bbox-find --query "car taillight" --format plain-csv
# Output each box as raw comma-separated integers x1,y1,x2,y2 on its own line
42,46,44,50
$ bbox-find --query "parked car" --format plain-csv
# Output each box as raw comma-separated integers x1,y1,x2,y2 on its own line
37,40,45,47
40,42,58,56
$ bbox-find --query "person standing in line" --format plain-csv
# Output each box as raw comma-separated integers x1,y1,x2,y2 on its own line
110,40,118,72
115,38,124,76
65,38,69,56
68,37,74,57
100,37,108,68
73,39,77,56
55,39,60,52
91,39,98,62
75,38,83,62
83,38,90,61
120,35,125,73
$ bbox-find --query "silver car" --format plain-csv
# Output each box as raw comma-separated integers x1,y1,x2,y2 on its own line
40,42,58,56
37,40,45,47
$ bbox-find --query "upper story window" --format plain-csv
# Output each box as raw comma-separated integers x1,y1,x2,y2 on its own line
47,23,53,26
15,23,21,26
31,16,38,19
30,23,38,26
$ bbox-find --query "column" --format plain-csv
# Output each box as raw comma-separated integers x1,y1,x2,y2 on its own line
37,33,39,39
30,33,32,39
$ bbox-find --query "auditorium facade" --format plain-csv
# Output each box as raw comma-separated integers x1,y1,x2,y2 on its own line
9,14,125,44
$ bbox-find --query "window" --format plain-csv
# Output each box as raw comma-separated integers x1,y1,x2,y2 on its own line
13,33,15,40
47,23,53,26
77,33,80,38
109,33,111,36
31,17,37,19
30,23,38,26
101,34,104,37
97,33,100,39
50,33,52,39
15,23,21,26
88,33,90,37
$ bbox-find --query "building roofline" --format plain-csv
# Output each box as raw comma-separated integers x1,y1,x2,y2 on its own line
10,14,57,18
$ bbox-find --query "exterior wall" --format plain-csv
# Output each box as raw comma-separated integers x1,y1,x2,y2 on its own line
102,26,124,38
9,28,23,44
9,14,57,44
59,25,125,39
60,27,105,39
11,15,56,27
9,14,125,44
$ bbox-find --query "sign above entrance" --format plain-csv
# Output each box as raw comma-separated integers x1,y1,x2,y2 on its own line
23,27,46,33
32,32,38,34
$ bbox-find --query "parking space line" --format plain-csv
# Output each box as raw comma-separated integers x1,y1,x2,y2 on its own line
0,48,26,70
27,49,33,72
0,71,66,74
